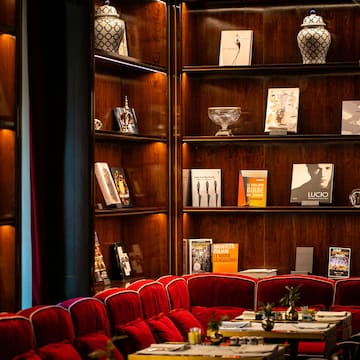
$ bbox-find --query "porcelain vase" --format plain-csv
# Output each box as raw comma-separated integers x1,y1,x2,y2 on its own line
297,9,331,64
94,0,124,53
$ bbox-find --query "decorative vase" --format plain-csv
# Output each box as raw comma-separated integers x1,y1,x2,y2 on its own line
297,9,331,64
94,0,124,53
285,303,299,321
261,316,274,331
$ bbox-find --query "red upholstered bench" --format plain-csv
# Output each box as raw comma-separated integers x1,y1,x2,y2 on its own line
183,273,258,331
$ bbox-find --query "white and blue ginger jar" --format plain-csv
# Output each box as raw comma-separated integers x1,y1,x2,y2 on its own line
297,9,331,64
94,0,124,53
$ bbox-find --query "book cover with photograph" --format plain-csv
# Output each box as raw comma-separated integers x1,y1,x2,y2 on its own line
328,246,351,278
290,163,334,204
94,232,110,284
212,243,239,273
237,170,268,207
264,88,299,133
341,100,360,135
110,167,133,207
187,238,213,274
110,242,132,279
219,30,253,66
95,162,122,207
191,169,221,207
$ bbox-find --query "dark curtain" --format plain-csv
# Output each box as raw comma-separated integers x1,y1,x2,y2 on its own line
28,0,94,305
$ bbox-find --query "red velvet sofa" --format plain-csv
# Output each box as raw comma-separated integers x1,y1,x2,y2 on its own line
1,273,359,359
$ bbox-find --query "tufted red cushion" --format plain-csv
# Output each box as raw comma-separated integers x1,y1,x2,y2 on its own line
333,278,360,306
74,332,123,360
37,342,81,360
12,350,42,360
158,275,191,310
185,273,257,310
190,306,244,331
146,313,184,342
116,318,156,355
256,275,335,310
168,308,205,339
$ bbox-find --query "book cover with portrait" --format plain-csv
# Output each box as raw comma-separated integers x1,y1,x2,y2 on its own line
290,163,334,204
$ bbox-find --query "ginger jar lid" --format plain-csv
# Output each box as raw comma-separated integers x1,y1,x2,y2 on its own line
301,9,326,27
95,0,120,18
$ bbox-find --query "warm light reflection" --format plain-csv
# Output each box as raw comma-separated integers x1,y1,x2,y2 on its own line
0,225,15,241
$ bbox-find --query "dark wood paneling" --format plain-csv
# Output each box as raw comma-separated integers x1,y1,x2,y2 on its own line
0,0,16,31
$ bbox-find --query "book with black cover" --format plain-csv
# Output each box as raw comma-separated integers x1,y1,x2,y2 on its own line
290,163,334,204
110,242,132,280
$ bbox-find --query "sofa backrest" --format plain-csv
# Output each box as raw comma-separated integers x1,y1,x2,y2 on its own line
128,279,170,319
256,275,335,310
333,277,360,306
184,273,257,310
157,275,191,310
0,314,39,360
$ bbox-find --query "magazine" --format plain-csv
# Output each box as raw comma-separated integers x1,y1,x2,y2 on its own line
328,247,351,278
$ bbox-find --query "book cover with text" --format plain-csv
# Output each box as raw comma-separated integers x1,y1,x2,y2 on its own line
191,169,221,207
212,243,239,273
328,246,351,278
238,170,268,207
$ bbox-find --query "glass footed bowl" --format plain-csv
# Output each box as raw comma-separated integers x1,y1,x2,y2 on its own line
208,107,241,136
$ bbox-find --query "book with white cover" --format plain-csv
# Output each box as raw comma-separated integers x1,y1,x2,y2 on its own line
191,169,221,207
238,268,277,279
94,162,122,207
219,30,253,66
264,88,299,133
290,163,334,204
341,100,360,135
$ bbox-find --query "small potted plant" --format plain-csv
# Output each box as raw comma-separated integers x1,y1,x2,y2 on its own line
259,302,275,331
206,311,226,345
279,284,303,321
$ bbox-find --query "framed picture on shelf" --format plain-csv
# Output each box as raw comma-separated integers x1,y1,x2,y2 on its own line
110,167,133,207
341,100,360,135
113,96,139,135
219,30,253,66
110,242,132,280
264,88,299,133
328,247,351,278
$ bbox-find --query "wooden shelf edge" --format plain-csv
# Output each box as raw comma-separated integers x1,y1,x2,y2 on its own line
95,130,167,143
183,206,360,214
0,216,15,226
95,207,168,217
182,134,360,143
95,50,167,74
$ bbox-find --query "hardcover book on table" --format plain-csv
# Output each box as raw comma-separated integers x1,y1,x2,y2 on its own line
237,170,268,207
191,169,221,207
264,88,299,133
212,243,239,273
290,163,334,204
185,238,213,274
110,167,133,207
341,100,360,135
328,246,351,278
219,30,253,66
94,162,122,207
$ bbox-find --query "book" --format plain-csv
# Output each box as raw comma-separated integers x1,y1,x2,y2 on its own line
264,88,299,133
110,167,133,207
183,169,191,207
191,169,221,207
237,170,268,207
128,244,144,275
219,30,253,66
341,100,360,135
94,162,122,207
212,243,239,273
238,268,278,279
110,242,132,279
187,238,213,274
290,163,334,204
94,232,110,284
328,246,351,278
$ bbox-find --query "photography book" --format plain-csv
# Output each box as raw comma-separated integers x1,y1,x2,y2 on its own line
219,30,253,66
95,162,122,207
184,238,213,274
110,167,133,207
212,243,239,273
110,242,132,280
237,170,268,207
264,87,299,133
341,100,360,135
191,169,221,207
328,246,351,278
290,163,334,204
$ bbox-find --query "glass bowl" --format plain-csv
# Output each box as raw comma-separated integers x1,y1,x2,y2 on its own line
208,107,241,136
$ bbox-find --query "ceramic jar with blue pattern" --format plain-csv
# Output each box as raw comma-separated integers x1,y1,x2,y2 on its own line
297,9,331,64
94,0,124,53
